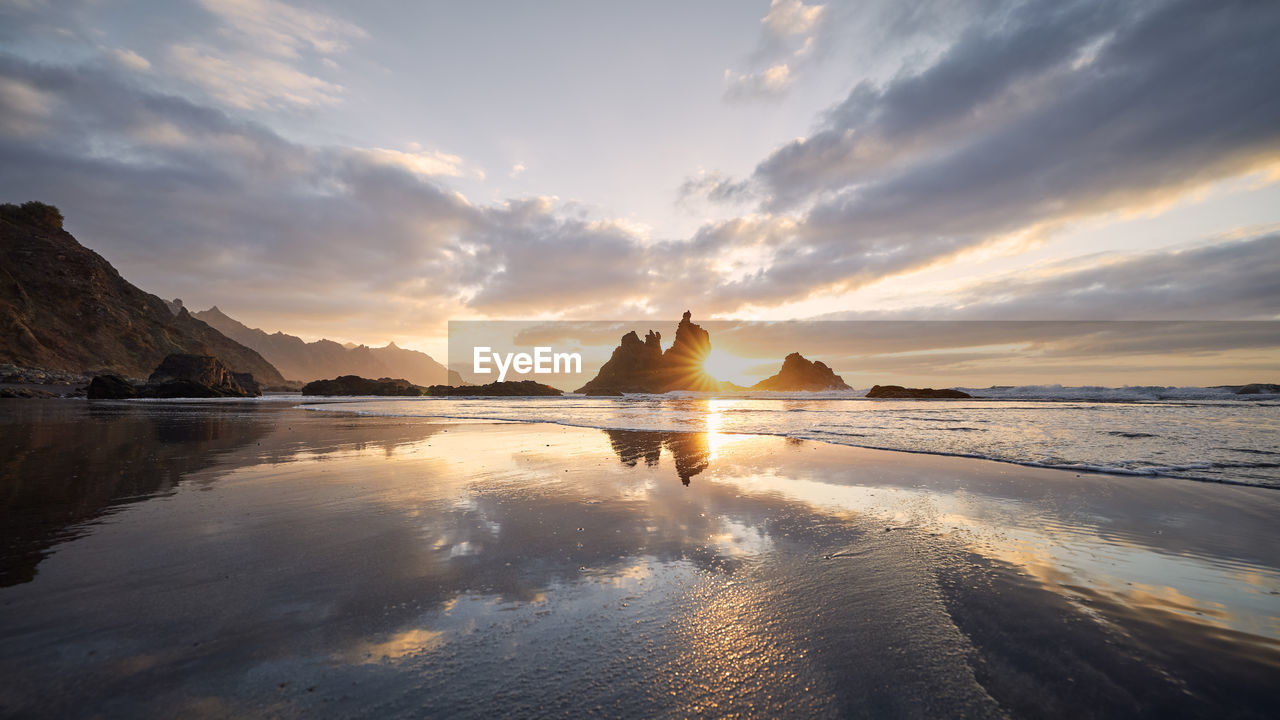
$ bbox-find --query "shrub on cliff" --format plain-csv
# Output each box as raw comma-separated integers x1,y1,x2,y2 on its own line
0,201,64,230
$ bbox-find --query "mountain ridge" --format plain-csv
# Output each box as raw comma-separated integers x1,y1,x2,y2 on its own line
191,305,460,386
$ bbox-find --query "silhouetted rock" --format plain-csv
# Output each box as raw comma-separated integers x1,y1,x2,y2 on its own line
143,354,260,397
0,203,284,384
301,375,424,396
752,352,851,391
576,330,665,395
576,311,717,394
87,374,137,399
424,380,563,396
866,384,971,399
1235,383,1280,395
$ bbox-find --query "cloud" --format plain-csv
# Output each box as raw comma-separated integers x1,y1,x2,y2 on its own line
700,0,1280,308
1,0,1279,340
509,162,526,179
723,0,825,102
104,47,151,72
156,0,367,111
0,75,53,137
196,0,366,58
166,43,346,110
942,233,1280,321
356,146,466,179
761,0,825,37
724,64,792,102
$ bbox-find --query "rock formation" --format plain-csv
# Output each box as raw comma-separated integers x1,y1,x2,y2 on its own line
300,375,424,396
866,385,971,399
751,352,851,391
576,311,717,395
192,306,461,386
300,375,563,396
0,202,284,384
424,380,562,396
88,354,262,398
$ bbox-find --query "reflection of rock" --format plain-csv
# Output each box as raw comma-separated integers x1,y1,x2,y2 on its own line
577,311,716,394
866,384,971,399
665,433,710,486
752,352,851,391
0,403,272,586
603,429,710,485
605,430,663,467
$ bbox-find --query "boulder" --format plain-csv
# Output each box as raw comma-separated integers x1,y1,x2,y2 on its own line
866,384,971,399
752,353,851,391
87,374,138,399
143,354,260,397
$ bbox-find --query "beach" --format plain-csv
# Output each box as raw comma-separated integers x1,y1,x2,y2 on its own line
1,399,1278,718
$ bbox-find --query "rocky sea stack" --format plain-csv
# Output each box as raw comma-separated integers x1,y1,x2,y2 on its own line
576,311,715,395
752,352,851,391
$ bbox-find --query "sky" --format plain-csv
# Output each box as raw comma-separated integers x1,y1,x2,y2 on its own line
1,0,1278,371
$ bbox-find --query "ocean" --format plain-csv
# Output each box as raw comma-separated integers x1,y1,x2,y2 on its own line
297,387,1280,488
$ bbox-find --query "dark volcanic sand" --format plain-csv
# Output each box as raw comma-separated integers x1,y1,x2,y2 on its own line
1,400,1277,718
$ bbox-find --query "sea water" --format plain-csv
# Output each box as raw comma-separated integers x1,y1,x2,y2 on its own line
298,387,1280,488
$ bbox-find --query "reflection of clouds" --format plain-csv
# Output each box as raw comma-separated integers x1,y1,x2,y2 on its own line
351,628,446,664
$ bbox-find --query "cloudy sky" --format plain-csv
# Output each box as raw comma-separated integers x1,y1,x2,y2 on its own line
1,0,1278,361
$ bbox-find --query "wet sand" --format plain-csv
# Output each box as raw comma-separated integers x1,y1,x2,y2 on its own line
1,400,1278,718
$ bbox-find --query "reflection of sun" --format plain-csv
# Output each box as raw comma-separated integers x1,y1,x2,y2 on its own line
703,348,757,387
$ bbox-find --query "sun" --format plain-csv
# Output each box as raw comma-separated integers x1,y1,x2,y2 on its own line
702,347,758,387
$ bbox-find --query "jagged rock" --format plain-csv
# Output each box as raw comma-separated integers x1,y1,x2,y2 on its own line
144,354,260,397
752,352,851,391
576,330,665,395
866,384,971,399
87,374,137,399
424,380,563,396
300,375,423,396
575,311,717,394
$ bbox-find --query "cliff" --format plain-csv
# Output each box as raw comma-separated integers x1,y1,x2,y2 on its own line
0,202,284,383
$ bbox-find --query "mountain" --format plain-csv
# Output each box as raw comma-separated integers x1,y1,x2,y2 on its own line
191,306,460,386
752,352,851,391
576,311,718,395
0,202,284,383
